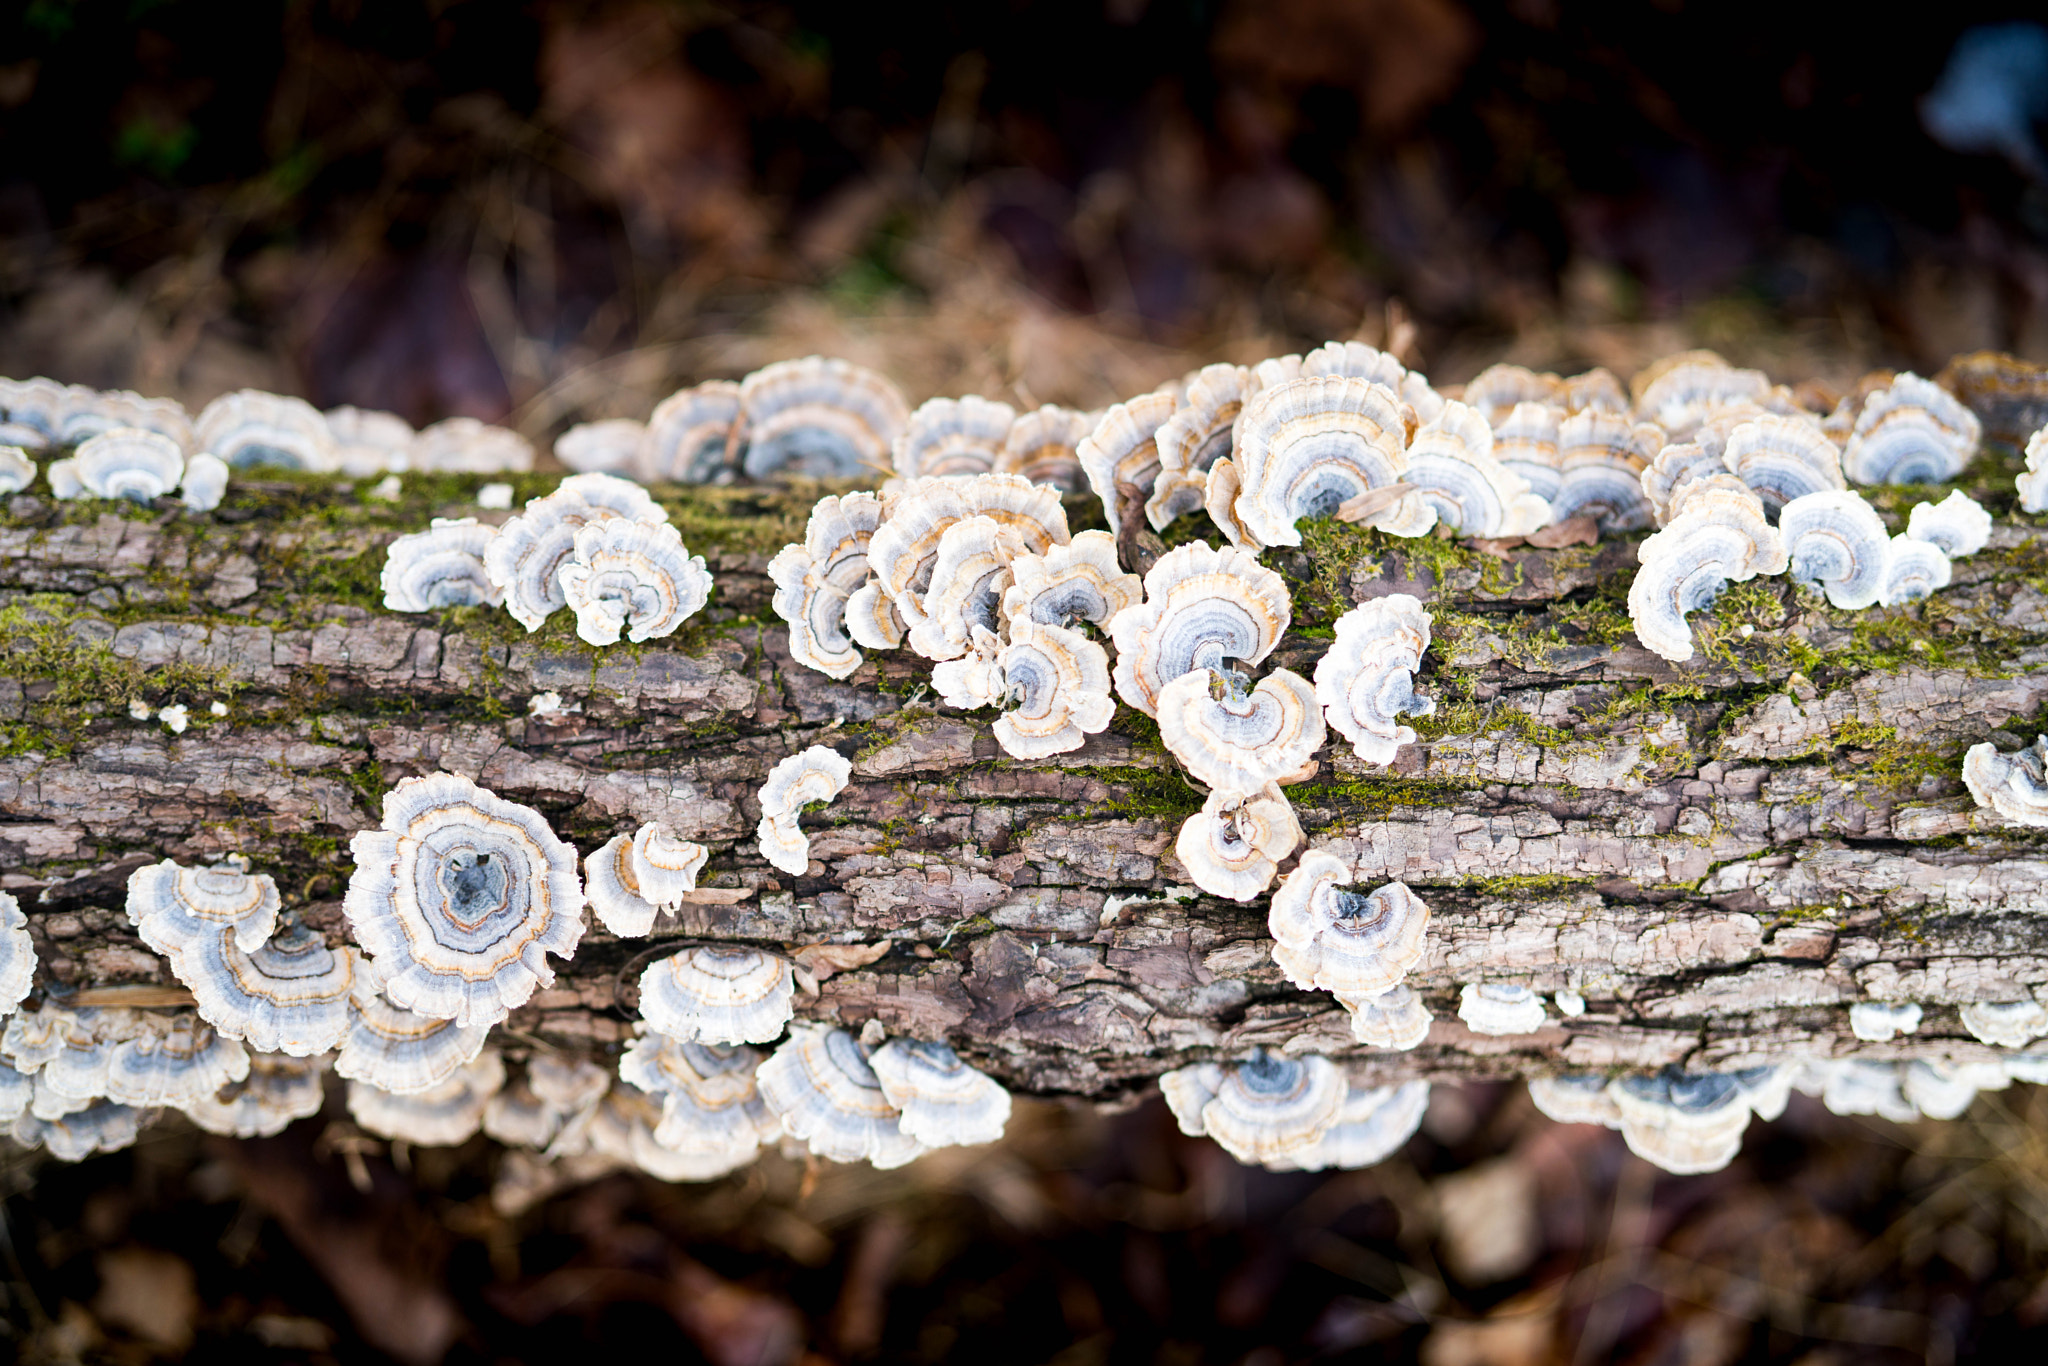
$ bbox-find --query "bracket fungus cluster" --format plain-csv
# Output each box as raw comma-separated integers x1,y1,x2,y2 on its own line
1161,1052,1429,1172
586,822,712,937
1963,734,2048,828
755,746,854,875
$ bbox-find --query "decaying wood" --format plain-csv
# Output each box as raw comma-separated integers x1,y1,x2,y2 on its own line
3,473,2047,1099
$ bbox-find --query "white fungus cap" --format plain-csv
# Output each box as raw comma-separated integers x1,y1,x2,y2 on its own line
182,1052,331,1138
348,1049,507,1146
333,956,493,1095
867,1037,1012,1148
1457,982,1547,1036
756,746,853,876
380,518,504,612
638,947,795,1046
1159,1051,1347,1167
756,1024,925,1169
1268,851,1431,1002
0,890,35,1015
127,855,281,956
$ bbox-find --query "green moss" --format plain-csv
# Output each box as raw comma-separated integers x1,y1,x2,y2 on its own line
1288,772,1480,819
1462,873,1595,898
1062,764,1207,823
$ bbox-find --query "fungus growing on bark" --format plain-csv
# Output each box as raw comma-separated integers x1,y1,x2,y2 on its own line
1174,783,1302,902
1078,391,1177,536
164,918,356,1058
618,1033,778,1165
484,473,669,632
1001,531,1141,631
866,475,1068,642
1147,364,1256,529
1960,999,2048,1048
1962,735,2048,828
183,1053,331,1138
335,958,492,1095
0,444,31,493
46,428,186,502
1780,489,1892,610
1609,1069,1753,1175
1878,534,1953,606
101,1016,250,1108
893,395,1016,479
1268,853,1431,1002
585,823,710,937
1631,351,1770,441
1906,489,1993,557
994,404,1094,492
1160,1050,1347,1167
868,1038,1012,1148
1549,410,1662,533
1803,1060,1916,1122
1527,1074,1623,1128
1640,441,1729,526
1457,983,1547,1036
1266,1079,1430,1172
642,381,744,483
1157,666,1323,793
12,1101,146,1162
409,417,534,474
756,746,854,876
1490,401,1563,502
1627,481,1787,662
738,356,908,480
1850,1001,1924,1043
380,518,503,612
906,515,1025,660
1462,364,1563,425
1841,373,1981,484
638,947,795,1046
757,1024,925,1168
344,772,586,1028
59,388,193,449
127,855,281,957
1399,401,1550,538
2021,426,2048,512
557,519,713,646
1228,375,1429,546
554,419,646,476
195,390,339,471
179,453,230,512
991,621,1115,759
0,891,36,1017
1347,985,1433,1051
349,1049,507,1146
1314,595,1434,765
1718,414,1845,515
1300,340,1444,423
1107,541,1290,716
931,624,1006,711
768,491,886,678
326,406,415,475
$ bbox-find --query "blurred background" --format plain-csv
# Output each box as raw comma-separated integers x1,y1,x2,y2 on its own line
7,2,2048,1362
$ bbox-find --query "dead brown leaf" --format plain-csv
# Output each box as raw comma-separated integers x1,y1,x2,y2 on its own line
790,942,890,982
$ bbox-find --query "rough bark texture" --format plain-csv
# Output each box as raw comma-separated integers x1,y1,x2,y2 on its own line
4,466,2046,1098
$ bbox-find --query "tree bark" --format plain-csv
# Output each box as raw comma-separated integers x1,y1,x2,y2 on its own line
4,475,2045,1097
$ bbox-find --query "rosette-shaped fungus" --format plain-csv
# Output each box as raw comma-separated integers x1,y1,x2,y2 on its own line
1107,541,1290,716
2022,426,2048,513
484,473,669,632
1779,489,1891,610
994,404,1094,492
1349,984,1433,1050
1078,390,1177,536
127,855,281,957
1400,401,1550,538
409,417,534,474
992,620,1115,759
1463,364,1563,425
0,891,35,1016
738,356,908,480
864,474,1069,642
1879,534,1953,606
184,1053,331,1138
102,1016,250,1107
557,518,712,646
1609,1069,1754,1175
641,381,743,483
1627,481,1787,663
1803,1061,1916,1122
1491,401,1562,502
165,918,356,1057
1000,531,1140,631
1314,594,1434,765
335,958,492,1094
1630,351,1770,441
1849,1001,1923,1043
1156,666,1323,793
13,1101,146,1162
619,1034,778,1168
1718,415,1844,516
1549,410,1663,533
1268,1078,1430,1172
1962,734,2048,828
1228,375,1429,546
906,515,1026,660
554,419,645,475
59,388,192,448
179,453,230,512
380,518,503,612
1457,982,1547,1035
46,428,185,502
1301,340,1444,422
1907,489,1993,557
0,375,69,447
1160,1050,1347,1167
1268,852,1430,1002
483,1054,610,1148
758,1024,925,1168
768,491,885,678
1840,373,1981,485
33,1009,152,1112
931,625,1006,711
868,1038,1012,1148
1640,441,1730,526
1902,1061,2007,1121
585,822,710,937
893,395,1016,479
325,405,415,476
195,390,339,471
639,947,794,1046
1527,1074,1623,1128
349,1049,506,1145
756,745,853,876
344,772,586,1028
0,444,32,493
1174,783,1302,901
1147,364,1255,529
1961,1000,2048,1048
